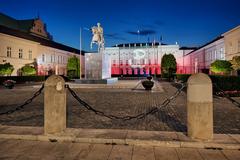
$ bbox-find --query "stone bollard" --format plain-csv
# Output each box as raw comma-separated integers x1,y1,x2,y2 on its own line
187,73,213,141
44,75,66,135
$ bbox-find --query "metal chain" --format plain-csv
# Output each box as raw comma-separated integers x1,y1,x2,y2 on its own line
0,84,44,115
213,83,240,108
66,82,186,121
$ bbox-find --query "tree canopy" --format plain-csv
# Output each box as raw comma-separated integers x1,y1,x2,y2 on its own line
210,60,232,74
21,65,36,76
230,56,240,71
67,56,80,78
0,63,14,76
161,54,177,74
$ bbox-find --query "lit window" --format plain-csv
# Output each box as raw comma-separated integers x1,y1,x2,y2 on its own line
7,47,11,57
19,49,23,59
29,50,32,60
220,48,225,60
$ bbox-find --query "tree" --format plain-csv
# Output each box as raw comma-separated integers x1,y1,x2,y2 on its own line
21,65,36,75
230,56,240,71
0,63,14,76
161,54,177,78
67,56,80,78
210,60,232,74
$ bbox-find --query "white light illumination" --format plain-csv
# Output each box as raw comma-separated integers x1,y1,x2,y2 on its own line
133,49,146,60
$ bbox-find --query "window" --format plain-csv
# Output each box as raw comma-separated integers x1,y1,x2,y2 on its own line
238,40,240,52
28,50,32,60
42,54,45,62
19,49,23,59
58,56,60,63
7,47,11,57
220,48,225,60
229,42,233,53
51,55,53,63
149,59,151,65
214,50,217,60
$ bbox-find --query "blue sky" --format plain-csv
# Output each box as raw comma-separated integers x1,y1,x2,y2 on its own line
1,0,240,51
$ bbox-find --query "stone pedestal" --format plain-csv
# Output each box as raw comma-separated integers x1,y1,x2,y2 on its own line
187,73,213,141
85,52,111,80
44,75,66,135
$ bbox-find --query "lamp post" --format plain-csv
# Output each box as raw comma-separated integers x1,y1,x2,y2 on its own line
79,27,82,79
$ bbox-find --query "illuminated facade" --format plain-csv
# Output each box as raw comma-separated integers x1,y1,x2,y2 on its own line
223,25,240,60
0,13,84,76
104,43,194,76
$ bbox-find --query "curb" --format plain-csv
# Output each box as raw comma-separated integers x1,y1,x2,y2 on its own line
0,133,239,150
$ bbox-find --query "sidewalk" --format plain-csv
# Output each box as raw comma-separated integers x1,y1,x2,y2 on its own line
1,138,239,160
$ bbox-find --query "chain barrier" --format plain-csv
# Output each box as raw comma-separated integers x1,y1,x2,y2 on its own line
213,83,240,108
131,80,143,90
0,84,44,116
66,82,186,121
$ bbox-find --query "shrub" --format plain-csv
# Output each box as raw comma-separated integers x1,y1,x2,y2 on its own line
21,65,36,76
0,63,14,76
161,54,177,79
67,56,80,78
0,76,46,84
230,56,240,71
176,74,191,82
210,60,232,74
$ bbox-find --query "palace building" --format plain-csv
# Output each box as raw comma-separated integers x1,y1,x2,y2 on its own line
0,13,84,76
104,43,194,76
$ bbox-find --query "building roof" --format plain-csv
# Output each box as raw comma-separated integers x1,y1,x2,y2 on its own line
114,42,167,48
0,13,35,32
0,25,84,55
179,46,198,50
222,25,240,36
186,36,223,55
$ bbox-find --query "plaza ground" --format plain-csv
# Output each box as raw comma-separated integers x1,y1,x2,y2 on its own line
0,80,239,134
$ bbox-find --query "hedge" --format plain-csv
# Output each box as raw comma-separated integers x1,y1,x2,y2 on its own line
176,74,240,91
0,76,47,84
0,75,73,84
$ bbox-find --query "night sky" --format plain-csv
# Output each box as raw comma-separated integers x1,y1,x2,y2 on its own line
1,0,240,51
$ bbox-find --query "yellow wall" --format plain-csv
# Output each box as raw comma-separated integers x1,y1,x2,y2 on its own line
0,33,81,76
223,26,240,60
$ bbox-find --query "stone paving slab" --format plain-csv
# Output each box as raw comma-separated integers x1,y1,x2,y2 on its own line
0,125,239,150
0,139,239,160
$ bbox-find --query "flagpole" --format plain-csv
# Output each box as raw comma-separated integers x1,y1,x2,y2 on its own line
80,27,82,79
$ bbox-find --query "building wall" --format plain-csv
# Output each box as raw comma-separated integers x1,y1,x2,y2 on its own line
184,38,225,74
0,33,81,76
0,33,39,75
223,26,240,60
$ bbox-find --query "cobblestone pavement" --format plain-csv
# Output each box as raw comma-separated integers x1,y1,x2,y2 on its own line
0,139,239,160
0,80,239,134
